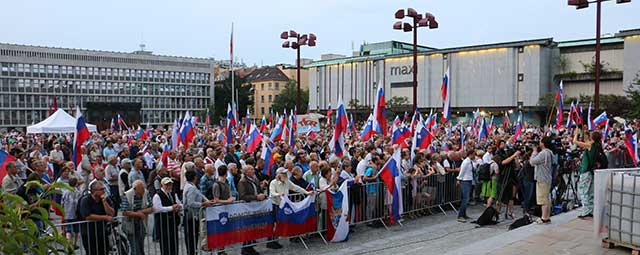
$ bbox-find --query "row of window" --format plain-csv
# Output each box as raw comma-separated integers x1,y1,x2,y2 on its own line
260,95,274,103
259,82,281,91
0,62,211,84
0,49,211,69
0,95,209,111
0,109,204,126
0,79,210,97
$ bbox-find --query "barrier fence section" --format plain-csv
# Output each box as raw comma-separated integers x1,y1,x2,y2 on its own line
53,172,463,254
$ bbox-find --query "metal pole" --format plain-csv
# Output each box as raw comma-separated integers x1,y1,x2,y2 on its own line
412,18,418,112
594,0,602,111
297,35,302,112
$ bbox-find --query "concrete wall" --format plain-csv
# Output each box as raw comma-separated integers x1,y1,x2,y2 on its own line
623,36,640,91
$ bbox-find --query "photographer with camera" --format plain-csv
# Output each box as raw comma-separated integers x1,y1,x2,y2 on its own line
573,129,607,219
495,140,519,220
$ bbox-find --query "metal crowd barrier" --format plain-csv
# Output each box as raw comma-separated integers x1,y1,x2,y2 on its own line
52,172,464,254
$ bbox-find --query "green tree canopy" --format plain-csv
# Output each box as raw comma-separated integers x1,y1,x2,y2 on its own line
271,80,308,114
201,74,254,124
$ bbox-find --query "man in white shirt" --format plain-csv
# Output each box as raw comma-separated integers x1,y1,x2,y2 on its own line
49,144,65,178
456,149,478,222
152,177,182,255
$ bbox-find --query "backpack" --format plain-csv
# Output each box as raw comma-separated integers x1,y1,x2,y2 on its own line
477,163,492,181
471,206,498,226
75,193,91,221
509,215,532,230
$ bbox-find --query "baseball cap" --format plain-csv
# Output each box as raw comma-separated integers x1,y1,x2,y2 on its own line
276,167,288,175
161,177,174,185
121,158,132,165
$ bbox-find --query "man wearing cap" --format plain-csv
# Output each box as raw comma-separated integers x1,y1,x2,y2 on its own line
152,177,182,255
267,167,312,249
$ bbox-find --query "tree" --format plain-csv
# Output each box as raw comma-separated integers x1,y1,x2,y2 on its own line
201,74,254,124
387,96,409,109
0,181,72,254
271,80,308,114
626,71,640,119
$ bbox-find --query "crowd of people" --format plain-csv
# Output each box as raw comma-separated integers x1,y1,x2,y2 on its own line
1,113,638,255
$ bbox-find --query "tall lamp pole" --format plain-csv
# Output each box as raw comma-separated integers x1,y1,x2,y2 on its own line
568,0,631,111
394,8,438,112
281,30,317,112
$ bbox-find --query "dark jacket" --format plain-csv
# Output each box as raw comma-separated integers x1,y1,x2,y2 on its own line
237,175,263,202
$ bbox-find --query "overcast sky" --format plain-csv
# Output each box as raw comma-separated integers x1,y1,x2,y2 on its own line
1,0,638,66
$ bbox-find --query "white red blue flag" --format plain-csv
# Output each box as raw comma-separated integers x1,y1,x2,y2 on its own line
270,116,285,142
330,99,348,157
171,118,180,151
478,117,489,143
225,105,236,145
566,102,575,129
326,181,350,242
373,81,387,136
205,200,273,249
259,116,267,133
275,194,317,237
593,111,608,127
136,125,148,140
110,118,116,132
513,112,523,142
391,117,411,148
441,66,451,122
360,114,375,141
72,108,90,169
261,138,275,175
180,111,195,149
378,149,403,224
246,124,262,153
0,149,17,182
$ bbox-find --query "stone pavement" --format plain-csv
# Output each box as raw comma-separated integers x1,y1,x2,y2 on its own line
447,209,629,255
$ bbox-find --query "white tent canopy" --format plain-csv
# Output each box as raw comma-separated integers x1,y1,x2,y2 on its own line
27,109,98,134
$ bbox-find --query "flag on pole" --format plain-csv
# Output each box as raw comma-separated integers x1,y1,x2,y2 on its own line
225,105,236,145
270,116,285,142
373,81,387,136
275,194,317,237
171,118,180,151
593,111,608,127
329,99,348,157
261,137,274,175
360,114,375,141
110,118,116,132
0,150,17,183
377,149,403,224
513,112,523,141
246,124,263,153
441,66,451,122
180,112,195,149
503,112,510,130
259,116,267,133
72,108,90,169
326,181,350,242
478,117,489,143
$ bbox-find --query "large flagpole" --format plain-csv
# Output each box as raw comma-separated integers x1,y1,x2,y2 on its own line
230,22,235,114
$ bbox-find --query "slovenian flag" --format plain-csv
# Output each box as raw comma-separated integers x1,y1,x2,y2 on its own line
136,125,148,140
246,124,262,153
593,111,608,127
275,194,317,237
624,125,638,167
513,112,523,142
72,108,91,169
441,66,451,122
373,81,387,136
261,137,274,175
326,181,350,242
205,200,273,249
270,116,285,142
225,104,235,145
360,114,375,141
180,111,195,149
330,98,348,157
378,149,403,224
478,117,489,143
259,116,267,133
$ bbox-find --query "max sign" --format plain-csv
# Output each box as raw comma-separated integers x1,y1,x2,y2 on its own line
296,114,321,133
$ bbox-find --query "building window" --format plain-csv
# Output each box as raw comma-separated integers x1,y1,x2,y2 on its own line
268,95,272,102
261,107,265,115
268,83,272,90
275,82,279,90
261,95,265,103
261,84,264,90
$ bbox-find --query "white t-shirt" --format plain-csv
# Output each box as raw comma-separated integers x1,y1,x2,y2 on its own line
482,152,493,164
356,153,372,177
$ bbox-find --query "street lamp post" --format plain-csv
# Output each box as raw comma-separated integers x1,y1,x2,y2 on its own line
568,0,631,111
281,30,316,112
394,8,438,112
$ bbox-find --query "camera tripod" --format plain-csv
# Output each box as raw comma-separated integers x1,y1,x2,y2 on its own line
554,158,581,209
